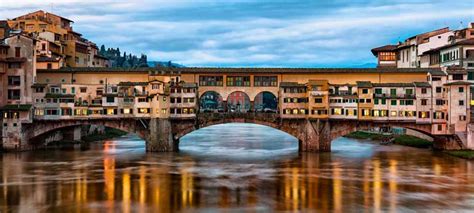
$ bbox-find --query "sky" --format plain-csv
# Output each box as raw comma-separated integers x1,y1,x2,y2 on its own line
0,0,473,68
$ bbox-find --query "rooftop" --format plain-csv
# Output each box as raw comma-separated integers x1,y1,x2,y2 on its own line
36,67,441,74
370,45,398,56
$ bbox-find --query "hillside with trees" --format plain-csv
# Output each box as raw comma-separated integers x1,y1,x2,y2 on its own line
99,45,148,68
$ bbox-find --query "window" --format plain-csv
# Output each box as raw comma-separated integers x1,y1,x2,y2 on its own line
434,112,445,119
362,89,368,94
35,87,44,93
460,115,467,121
459,100,464,106
459,87,464,93
7,76,21,86
436,99,444,106
7,89,20,100
419,111,430,118
226,76,250,86
8,63,21,69
405,89,413,95
421,99,427,106
314,98,323,103
453,74,463,80
436,87,442,93
391,100,397,106
437,125,442,131
421,88,427,94
374,88,382,94
374,99,379,105
199,76,223,86
405,100,414,105
106,96,115,103
80,87,87,93
138,108,150,114
71,87,75,94
390,88,397,96
254,76,277,87
15,47,21,57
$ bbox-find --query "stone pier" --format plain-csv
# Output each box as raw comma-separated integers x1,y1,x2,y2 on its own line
146,118,176,152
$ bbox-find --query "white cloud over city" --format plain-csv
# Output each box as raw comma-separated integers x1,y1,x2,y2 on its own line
0,0,473,67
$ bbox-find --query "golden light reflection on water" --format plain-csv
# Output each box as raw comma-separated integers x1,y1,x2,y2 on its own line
0,141,473,212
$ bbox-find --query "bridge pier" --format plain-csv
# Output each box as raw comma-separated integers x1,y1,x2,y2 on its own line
298,119,331,152
146,118,177,152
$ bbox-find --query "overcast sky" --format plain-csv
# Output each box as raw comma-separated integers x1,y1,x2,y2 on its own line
0,0,473,67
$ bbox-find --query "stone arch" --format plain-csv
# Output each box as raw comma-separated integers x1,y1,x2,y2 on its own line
23,119,148,146
254,91,278,112
327,120,434,142
226,91,251,112
199,91,224,112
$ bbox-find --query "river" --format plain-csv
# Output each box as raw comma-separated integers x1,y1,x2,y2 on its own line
1,123,473,212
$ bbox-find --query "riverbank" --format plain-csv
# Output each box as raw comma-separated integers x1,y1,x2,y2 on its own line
444,150,474,160
81,128,128,142
344,131,432,148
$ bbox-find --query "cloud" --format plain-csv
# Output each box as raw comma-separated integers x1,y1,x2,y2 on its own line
0,0,473,67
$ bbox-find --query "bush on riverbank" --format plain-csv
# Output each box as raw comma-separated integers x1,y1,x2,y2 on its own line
345,131,432,148
82,128,127,142
445,150,474,160
392,135,432,148
344,131,387,140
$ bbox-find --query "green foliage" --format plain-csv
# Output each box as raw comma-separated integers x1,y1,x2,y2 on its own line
345,131,432,148
99,45,148,68
81,127,127,142
445,151,474,160
392,135,432,148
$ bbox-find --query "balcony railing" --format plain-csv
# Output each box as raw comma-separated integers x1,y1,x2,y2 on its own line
310,91,328,96
373,94,415,99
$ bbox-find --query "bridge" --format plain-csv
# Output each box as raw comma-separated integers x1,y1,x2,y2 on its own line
2,66,471,151
19,113,436,152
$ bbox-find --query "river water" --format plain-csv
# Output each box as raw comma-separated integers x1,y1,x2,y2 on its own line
1,123,473,212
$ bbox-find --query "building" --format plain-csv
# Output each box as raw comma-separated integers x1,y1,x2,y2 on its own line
0,34,37,149
3,10,109,69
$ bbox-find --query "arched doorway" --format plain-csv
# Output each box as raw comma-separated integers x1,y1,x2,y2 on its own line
227,91,251,112
200,91,224,112
254,91,278,113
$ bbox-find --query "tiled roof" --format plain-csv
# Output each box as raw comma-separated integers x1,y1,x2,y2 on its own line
444,81,473,86
280,82,306,87
37,67,440,74
371,45,398,56
118,81,148,86
372,83,415,87
429,69,447,76
31,83,48,88
356,81,372,88
0,104,32,111
44,93,75,98
414,82,432,88
37,56,59,62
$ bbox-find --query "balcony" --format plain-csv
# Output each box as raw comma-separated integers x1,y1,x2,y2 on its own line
330,91,357,96
373,94,415,99
310,91,328,96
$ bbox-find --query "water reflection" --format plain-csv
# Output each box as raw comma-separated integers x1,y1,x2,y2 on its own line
0,123,473,212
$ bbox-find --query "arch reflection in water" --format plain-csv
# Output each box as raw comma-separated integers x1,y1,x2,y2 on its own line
179,123,299,161
0,129,473,212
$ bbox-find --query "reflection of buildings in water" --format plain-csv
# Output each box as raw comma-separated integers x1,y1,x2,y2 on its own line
122,170,131,213
389,160,398,212
372,160,382,212
179,161,195,208
103,141,116,212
